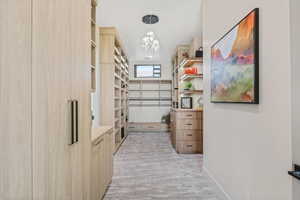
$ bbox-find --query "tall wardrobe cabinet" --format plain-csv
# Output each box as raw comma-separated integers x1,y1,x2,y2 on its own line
0,0,91,200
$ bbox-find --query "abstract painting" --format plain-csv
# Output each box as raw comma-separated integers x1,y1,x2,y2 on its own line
211,8,259,104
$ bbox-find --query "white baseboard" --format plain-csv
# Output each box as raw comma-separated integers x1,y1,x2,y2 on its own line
203,166,233,200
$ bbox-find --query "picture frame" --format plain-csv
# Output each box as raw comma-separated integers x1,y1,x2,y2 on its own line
211,8,259,104
181,97,193,109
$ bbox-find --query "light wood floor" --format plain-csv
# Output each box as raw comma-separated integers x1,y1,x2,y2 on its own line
104,132,227,200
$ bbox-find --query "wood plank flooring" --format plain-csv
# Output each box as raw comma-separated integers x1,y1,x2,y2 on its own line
104,132,227,200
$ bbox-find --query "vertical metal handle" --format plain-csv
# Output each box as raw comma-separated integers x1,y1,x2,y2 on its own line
70,100,75,145
75,100,79,143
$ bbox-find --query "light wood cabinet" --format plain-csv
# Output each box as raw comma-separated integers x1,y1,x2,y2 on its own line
91,127,114,200
0,0,91,199
0,0,33,199
170,109,203,154
91,137,105,200
128,122,169,132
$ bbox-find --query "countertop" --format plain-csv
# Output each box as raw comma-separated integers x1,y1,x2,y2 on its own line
91,126,113,143
171,108,203,112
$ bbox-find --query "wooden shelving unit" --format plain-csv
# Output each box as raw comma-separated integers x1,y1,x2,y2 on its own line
172,46,204,109
128,80,172,107
128,80,172,132
180,90,203,95
90,0,98,92
170,42,204,154
180,74,203,81
99,27,129,153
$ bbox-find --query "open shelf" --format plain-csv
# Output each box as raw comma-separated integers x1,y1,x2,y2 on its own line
90,1,97,93
179,57,203,68
100,27,129,153
129,89,172,92
180,74,203,81
180,90,203,95
128,79,172,108
129,104,172,107
129,97,172,101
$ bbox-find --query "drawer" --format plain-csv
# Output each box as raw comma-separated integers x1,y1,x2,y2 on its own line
127,123,140,131
143,123,161,131
176,130,202,141
176,119,201,130
176,111,202,119
176,141,203,154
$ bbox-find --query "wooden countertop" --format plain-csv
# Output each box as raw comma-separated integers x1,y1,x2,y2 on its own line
171,108,203,112
91,126,113,142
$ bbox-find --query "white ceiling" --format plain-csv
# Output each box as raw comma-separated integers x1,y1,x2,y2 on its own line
97,0,203,64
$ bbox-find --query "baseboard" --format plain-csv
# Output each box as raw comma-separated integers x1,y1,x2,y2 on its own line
203,166,233,200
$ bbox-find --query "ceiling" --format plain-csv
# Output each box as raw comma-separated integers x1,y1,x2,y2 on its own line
97,0,203,64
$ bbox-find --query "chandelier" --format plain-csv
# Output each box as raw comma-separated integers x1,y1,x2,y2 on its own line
141,31,160,59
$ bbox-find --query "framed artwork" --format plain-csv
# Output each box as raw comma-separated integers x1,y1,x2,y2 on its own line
181,97,193,109
211,8,259,104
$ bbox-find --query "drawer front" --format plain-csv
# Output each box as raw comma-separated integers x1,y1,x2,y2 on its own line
176,112,202,119
176,119,201,130
176,130,202,141
143,124,161,131
127,123,140,131
176,141,203,154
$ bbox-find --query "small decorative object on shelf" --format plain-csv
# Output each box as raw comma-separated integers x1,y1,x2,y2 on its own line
181,97,193,109
161,113,171,125
195,47,203,58
184,67,198,75
183,82,193,90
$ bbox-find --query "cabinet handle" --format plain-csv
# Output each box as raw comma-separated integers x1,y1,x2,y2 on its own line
75,100,79,143
187,145,193,147
187,134,193,136
185,114,193,117
185,123,193,126
69,100,75,145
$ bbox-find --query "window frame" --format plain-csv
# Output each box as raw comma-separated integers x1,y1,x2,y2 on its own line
134,64,161,78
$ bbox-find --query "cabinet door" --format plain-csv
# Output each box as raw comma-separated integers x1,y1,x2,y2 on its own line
99,139,106,199
0,0,32,199
32,0,73,199
107,130,114,183
91,137,104,200
70,0,91,199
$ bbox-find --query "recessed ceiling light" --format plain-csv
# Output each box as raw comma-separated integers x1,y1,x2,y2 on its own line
142,15,159,24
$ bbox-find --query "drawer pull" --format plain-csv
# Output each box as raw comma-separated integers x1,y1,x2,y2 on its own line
187,134,193,136
148,126,155,128
185,114,193,117
185,123,193,126
186,145,193,147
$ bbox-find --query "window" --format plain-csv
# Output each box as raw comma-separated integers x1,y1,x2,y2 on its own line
134,64,161,78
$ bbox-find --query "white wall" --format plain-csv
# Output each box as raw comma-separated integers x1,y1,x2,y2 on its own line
129,60,172,80
202,0,293,199
128,60,172,123
290,0,300,198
